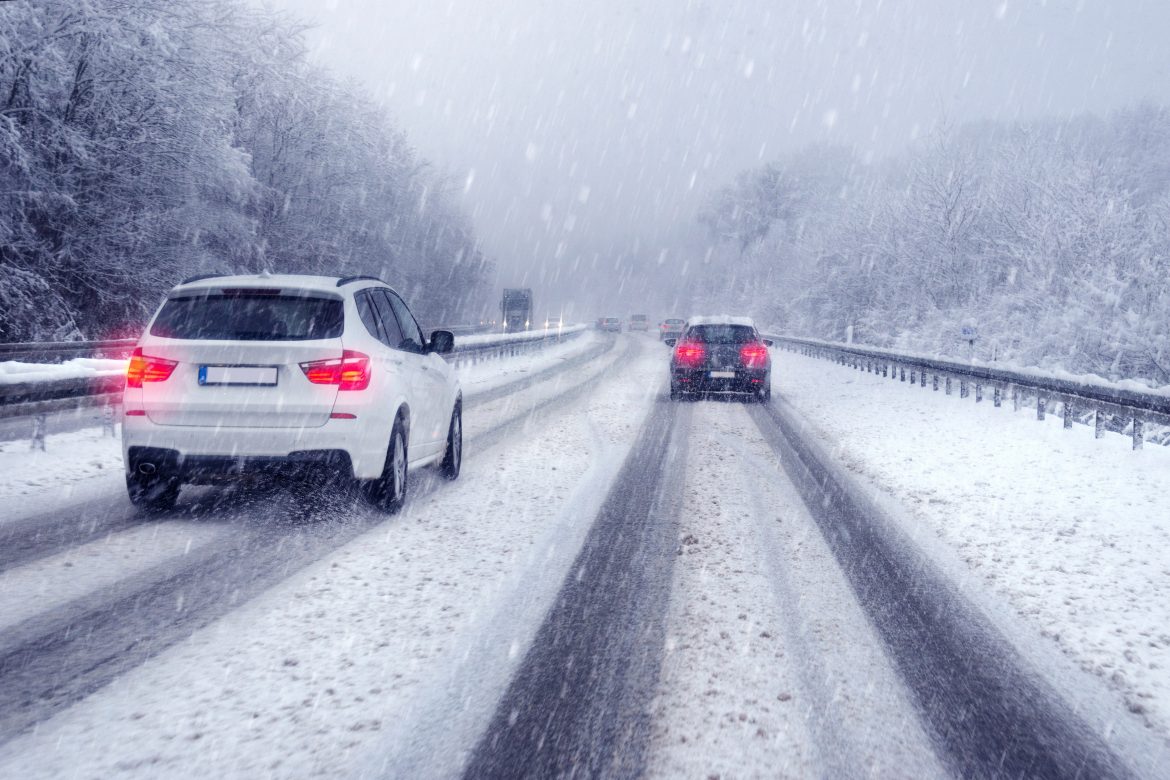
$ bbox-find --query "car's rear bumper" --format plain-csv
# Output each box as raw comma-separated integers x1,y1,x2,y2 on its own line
126,445,354,485
123,414,389,480
672,368,768,393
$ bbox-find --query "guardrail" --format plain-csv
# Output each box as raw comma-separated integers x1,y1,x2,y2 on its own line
0,338,138,363
0,326,584,419
766,334,1170,451
447,326,586,368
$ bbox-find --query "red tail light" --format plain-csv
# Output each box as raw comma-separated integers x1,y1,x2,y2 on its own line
740,342,769,368
126,348,178,388
300,350,371,391
674,340,706,368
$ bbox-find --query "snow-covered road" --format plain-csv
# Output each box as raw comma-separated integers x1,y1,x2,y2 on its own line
646,401,942,779
0,333,1164,778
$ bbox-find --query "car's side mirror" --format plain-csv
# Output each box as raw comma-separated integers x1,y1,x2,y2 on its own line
428,329,455,354
664,338,677,347
762,339,774,347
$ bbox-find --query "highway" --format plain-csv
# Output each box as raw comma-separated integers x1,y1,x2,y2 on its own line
0,333,1152,779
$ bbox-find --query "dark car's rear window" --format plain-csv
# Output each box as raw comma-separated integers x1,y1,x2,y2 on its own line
665,319,685,325
150,292,344,341
687,324,757,344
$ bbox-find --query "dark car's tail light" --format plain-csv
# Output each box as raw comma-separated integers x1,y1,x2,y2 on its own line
674,340,706,368
126,348,178,388
740,342,769,368
300,350,371,390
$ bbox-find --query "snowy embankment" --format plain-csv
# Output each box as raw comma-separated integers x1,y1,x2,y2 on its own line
774,349,1170,740
0,357,127,385
0,336,659,778
454,322,587,347
454,328,598,395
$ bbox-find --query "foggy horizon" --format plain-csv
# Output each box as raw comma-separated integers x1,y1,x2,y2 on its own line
271,0,1170,318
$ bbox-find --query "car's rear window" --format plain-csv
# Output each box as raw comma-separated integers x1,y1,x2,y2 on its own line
150,292,344,341
631,315,646,320
687,324,756,344
665,319,684,325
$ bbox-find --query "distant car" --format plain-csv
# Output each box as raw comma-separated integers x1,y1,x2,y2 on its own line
666,316,773,401
628,314,649,331
122,273,462,512
601,317,622,332
659,317,685,341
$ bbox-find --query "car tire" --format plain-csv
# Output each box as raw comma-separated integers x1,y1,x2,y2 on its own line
440,403,462,480
670,382,682,401
366,417,408,513
758,384,771,403
126,472,180,512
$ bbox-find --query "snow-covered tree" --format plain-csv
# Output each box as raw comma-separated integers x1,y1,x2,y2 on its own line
0,0,492,340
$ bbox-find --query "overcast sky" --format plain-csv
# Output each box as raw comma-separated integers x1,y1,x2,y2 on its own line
270,0,1170,316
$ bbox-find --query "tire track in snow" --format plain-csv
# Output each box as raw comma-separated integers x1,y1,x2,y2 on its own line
747,399,1136,780
645,399,942,779
464,393,689,779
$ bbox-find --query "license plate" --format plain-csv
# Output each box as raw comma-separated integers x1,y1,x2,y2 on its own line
709,371,735,379
199,365,278,386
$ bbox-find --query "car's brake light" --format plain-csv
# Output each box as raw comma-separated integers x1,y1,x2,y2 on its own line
740,342,769,368
300,350,371,390
126,348,178,388
674,340,706,368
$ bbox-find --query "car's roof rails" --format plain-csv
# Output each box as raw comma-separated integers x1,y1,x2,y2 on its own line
180,273,228,285
336,275,385,287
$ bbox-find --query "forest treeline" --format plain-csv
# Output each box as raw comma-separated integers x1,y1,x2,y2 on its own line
0,0,493,341
699,105,1170,386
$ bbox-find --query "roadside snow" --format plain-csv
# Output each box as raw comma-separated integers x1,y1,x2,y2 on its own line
0,337,662,779
645,401,941,779
455,329,600,396
0,357,127,385
0,428,123,508
454,323,587,347
775,349,1170,741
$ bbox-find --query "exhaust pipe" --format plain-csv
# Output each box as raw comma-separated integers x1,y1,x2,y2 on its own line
138,462,157,476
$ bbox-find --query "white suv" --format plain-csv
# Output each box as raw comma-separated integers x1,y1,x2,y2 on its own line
122,273,462,512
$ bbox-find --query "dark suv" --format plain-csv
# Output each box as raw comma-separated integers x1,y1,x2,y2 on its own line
666,316,773,401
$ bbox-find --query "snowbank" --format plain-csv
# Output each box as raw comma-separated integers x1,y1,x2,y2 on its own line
455,323,587,347
0,358,128,386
